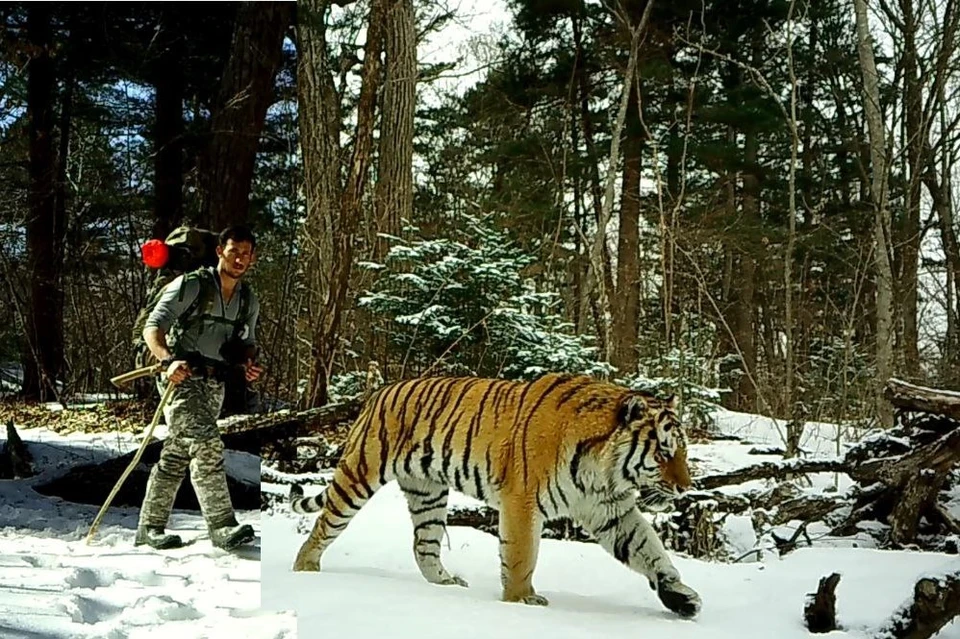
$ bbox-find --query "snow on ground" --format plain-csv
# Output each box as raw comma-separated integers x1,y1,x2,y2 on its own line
260,407,959,639
261,482,959,639
0,424,297,639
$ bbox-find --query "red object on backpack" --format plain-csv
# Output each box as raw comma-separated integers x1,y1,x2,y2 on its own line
141,239,169,268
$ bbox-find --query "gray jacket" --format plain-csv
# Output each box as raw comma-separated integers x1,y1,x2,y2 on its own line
144,266,259,364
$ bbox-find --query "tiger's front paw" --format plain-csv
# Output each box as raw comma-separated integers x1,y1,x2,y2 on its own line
656,575,701,619
503,590,550,606
292,547,321,572
522,593,549,606
440,575,469,587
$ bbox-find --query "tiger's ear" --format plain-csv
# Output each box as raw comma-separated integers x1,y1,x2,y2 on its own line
618,395,647,425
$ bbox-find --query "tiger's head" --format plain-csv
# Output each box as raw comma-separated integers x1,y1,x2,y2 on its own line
612,392,691,512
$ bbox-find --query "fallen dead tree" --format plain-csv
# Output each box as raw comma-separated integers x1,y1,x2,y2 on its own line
874,570,960,639
32,395,365,511
804,570,960,639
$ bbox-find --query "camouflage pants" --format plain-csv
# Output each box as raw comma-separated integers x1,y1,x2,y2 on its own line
138,375,237,532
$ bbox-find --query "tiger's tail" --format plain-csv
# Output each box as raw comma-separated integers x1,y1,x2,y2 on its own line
289,483,326,514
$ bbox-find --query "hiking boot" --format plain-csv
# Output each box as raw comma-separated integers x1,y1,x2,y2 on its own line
134,526,183,550
209,523,255,550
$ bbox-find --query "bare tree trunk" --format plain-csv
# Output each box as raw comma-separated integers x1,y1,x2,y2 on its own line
854,0,895,427
737,123,759,414
584,1,652,368
372,0,416,259
898,0,922,379
784,0,800,456
301,0,387,408
21,3,64,402
152,5,185,240
612,74,642,375
200,1,292,231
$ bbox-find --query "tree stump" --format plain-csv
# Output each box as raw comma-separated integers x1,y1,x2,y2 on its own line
804,573,842,633
0,420,34,479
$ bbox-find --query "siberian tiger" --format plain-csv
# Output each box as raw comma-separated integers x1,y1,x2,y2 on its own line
289,372,701,618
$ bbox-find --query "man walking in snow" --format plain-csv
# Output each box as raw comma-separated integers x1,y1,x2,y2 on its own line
136,224,263,551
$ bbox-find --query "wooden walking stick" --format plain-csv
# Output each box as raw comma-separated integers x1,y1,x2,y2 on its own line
85,365,175,545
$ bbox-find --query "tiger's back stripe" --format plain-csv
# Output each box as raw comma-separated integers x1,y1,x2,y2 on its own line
419,378,460,477
462,381,500,480
555,377,594,409
519,375,577,484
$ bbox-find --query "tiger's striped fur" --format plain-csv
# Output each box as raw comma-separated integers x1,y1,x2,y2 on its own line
290,372,701,618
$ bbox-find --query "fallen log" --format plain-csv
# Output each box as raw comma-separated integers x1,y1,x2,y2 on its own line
218,396,363,437
884,378,960,423
804,573,842,633
874,570,960,639
696,458,847,491
33,438,259,511
846,429,960,487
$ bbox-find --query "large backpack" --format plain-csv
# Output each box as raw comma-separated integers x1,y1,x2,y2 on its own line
131,226,251,371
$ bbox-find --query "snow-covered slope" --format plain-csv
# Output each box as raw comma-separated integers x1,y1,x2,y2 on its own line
261,481,959,639
0,425,297,639
259,405,959,639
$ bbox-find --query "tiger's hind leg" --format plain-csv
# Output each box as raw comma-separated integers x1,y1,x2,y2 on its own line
399,479,468,587
292,462,382,572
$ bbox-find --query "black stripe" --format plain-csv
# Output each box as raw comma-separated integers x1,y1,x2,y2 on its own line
420,379,458,477
536,495,550,518
473,466,486,502
331,481,360,512
464,382,499,479
417,551,441,559
554,479,570,507
415,518,446,531
403,441,421,476
415,538,442,546
555,378,593,408
621,430,641,481
403,485,432,498
325,500,348,521
615,528,637,564
596,515,620,536
453,468,464,493
377,419,391,484
409,502,444,516
544,480,559,513
518,376,569,483
571,432,613,491
423,490,448,507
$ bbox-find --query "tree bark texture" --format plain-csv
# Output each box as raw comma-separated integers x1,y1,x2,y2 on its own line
854,0,895,428
804,573,842,633
302,0,387,408
200,1,292,231
151,5,185,240
372,0,416,259
874,571,960,639
612,73,642,375
22,3,65,402
896,0,922,379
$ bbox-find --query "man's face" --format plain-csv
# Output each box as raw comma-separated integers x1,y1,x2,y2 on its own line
217,239,255,280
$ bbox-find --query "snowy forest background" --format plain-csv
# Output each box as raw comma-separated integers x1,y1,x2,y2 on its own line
1,0,958,443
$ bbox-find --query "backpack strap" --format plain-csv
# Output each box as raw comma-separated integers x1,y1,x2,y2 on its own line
231,282,252,342
177,269,217,334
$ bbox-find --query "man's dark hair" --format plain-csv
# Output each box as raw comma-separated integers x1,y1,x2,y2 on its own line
219,224,256,250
